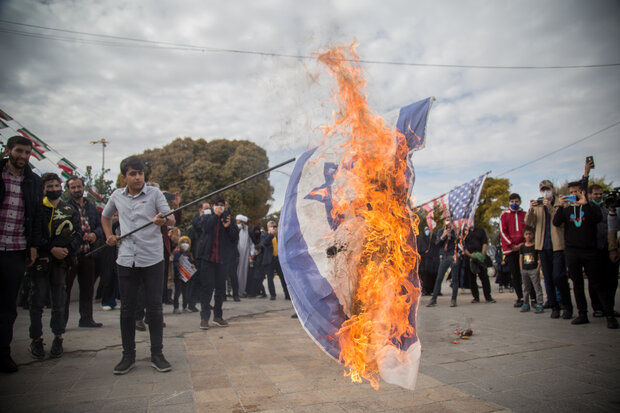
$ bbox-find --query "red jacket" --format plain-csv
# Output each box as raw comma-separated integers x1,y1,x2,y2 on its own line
499,208,526,255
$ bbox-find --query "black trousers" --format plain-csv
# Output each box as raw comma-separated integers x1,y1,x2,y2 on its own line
29,264,67,339
225,258,239,298
186,273,200,307
505,253,524,300
118,261,165,357
566,248,612,316
65,254,96,325
467,258,493,301
0,250,26,356
198,260,226,320
589,249,618,313
265,256,289,298
173,276,187,309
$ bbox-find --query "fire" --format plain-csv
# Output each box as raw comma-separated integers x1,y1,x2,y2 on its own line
316,44,420,389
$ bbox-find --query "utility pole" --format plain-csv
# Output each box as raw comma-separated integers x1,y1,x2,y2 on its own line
89,139,108,175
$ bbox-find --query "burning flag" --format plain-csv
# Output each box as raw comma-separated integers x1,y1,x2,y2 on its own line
279,44,433,390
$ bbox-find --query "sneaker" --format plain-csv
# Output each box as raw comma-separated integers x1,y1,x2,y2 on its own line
102,305,113,311
0,355,18,373
485,298,496,303
561,309,573,320
135,320,147,331
188,306,199,313
113,356,135,375
426,299,437,307
471,299,480,304
571,314,589,325
30,339,45,359
79,319,103,328
513,300,523,308
200,319,210,330
183,308,192,313
607,316,619,329
50,337,63,358
213,317,229,327
592,310,604,318
173,308,181,314
520,304,530,312
534,305,544,313
450,299,457,307
151,354,172,372
550,309,560,319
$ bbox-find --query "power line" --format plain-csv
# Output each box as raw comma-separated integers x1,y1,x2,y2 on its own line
2,19,619,70
496,120,620,177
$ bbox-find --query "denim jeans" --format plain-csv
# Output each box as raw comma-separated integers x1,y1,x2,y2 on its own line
432,255,457,300
29,264,67,339
0,250,26,355
539,249,571,311
118,261,164,357
198,260,226,321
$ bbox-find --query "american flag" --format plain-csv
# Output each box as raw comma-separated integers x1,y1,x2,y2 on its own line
448,174,487,230
421,194,448,231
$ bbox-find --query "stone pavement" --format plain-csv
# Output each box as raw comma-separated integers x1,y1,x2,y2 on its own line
0,280,618,412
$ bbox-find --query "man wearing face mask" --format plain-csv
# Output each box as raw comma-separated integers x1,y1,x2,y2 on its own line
525,180,572,319
235,215,253,298
499,193,527,308
28,173,82,360
192,197,239,329
588,184,619,319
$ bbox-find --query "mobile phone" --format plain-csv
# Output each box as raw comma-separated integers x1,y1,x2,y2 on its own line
163,192,175,201
586,156,595,169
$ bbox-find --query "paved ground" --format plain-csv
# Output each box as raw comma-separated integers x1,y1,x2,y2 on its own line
1,279,618,412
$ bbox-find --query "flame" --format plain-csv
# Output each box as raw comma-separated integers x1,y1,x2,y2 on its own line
316,44,420,389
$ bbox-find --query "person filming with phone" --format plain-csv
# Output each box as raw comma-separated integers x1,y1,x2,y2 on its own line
553,179,617,328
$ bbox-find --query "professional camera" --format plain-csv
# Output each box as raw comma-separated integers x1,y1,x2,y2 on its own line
604,187,620,208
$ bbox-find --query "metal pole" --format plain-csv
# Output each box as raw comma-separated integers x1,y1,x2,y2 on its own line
86,157,296,257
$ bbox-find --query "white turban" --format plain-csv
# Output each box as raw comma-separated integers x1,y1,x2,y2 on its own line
236,214,248,223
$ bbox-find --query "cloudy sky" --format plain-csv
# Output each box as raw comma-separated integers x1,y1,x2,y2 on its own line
1,0,619,213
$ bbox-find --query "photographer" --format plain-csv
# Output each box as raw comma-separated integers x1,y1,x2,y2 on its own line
192,197,239,329
553,181,617,328
525,180,572,319
589,185,620,318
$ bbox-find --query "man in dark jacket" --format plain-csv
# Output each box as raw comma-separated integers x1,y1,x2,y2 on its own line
192,197,239,329
463,224,495,304
0,135,43,373
28,173,82,360
261,220,289,300
553,181,617,328
65,175,103,328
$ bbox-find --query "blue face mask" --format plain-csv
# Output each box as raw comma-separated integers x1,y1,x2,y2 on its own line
509,203,519,211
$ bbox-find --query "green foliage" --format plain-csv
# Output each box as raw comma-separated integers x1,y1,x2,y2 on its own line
133,137,273,228
474,177,510,243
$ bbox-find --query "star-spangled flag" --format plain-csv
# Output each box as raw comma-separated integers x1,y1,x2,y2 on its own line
421,194,448,231
447,174,487,230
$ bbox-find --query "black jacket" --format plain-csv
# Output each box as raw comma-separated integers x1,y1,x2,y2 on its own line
0,158,44,253
553,203,601,250
67,197,103,239
192,213,239,263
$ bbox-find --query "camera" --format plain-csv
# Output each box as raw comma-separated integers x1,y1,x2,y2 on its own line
535,197,544,206
604,187,620,208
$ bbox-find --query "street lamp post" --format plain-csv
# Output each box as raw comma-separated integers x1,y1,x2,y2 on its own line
89,139,108,175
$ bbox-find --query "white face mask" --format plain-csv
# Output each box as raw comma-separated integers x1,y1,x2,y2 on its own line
203,209,212,215
180,243,190,251
541,190,553,200
237,223,243,229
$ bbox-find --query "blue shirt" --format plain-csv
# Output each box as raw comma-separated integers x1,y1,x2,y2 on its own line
102,185,170,267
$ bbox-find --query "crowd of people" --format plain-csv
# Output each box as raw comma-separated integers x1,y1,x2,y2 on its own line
419,159,619,330
0,136,290,374
1,135,617,377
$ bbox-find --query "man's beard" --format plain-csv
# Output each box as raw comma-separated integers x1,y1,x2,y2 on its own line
8,154,26,170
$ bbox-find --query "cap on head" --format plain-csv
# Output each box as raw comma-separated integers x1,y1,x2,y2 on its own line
539,180,553,190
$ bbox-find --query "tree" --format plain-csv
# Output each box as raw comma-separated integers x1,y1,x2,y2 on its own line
555,175,615,196
474,177,511,244
133,138,273,228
